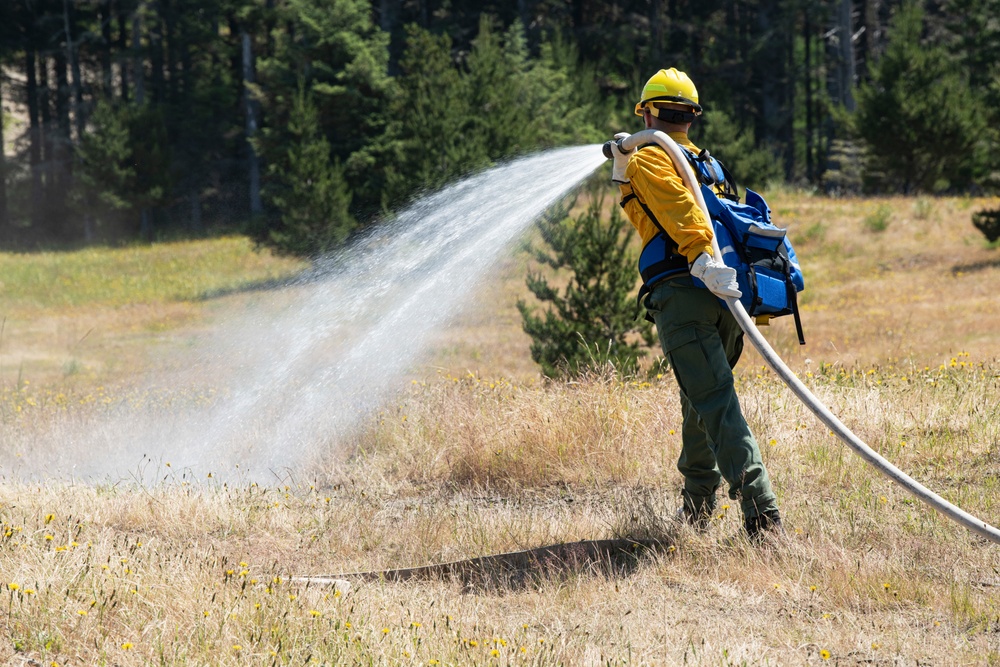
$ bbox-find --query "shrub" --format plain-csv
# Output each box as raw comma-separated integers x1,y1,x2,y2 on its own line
971,208,1000,244
517,182,654,378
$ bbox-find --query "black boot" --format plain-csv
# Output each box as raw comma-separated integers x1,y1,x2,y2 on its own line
678,491,716,531
744,509,783,542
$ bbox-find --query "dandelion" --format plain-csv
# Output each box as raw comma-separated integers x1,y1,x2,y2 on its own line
24,589,35,596
491,649,500,657
77,610,88,616
44,534,54,541
309,610,321,618
232,645,242,652
809,585,817,592
382,627,390,635
468,639,478,647
883,583,891,591
44,514,55,524
820,649,831,660
411,621,422,629
8,583,19,591
121,643,134,650
202,611,211,618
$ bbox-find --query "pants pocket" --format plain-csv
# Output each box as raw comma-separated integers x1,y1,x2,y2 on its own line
662,324,726,400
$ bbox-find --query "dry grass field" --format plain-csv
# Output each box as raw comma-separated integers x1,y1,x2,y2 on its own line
0,191,999,666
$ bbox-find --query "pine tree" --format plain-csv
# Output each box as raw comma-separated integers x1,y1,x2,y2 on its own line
258,84,354,257
369,24,488,210
75,100,173,239
255,0,391,228
75,101,134,222
517,183,654,378
693,109,781,192
463,16,532,161
855,2,989,193
516,31,606,149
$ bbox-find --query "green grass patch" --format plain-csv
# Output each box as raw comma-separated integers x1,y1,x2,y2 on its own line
0,237,306,311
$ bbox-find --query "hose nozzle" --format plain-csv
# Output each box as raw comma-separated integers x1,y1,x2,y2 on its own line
602,141,614,160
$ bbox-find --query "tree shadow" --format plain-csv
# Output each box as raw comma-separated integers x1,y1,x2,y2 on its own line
951,257,1000,275
294,537,673,593
195,275,302,301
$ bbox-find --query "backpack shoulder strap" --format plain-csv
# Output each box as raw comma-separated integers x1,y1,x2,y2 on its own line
640,142,740,202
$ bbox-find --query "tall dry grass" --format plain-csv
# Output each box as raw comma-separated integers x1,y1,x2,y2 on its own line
0,192,999,665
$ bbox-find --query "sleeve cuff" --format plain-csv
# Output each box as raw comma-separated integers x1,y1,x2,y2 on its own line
685,245,713,264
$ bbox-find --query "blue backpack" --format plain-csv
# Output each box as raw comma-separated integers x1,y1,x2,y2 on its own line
633,145,806,344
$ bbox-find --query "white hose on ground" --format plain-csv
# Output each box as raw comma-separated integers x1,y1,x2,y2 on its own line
618,129,1000,545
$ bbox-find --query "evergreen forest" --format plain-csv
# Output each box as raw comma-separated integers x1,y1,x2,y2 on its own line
0,0,997,255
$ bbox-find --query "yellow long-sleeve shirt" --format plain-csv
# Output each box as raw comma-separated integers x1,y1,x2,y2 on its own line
618,132,713,264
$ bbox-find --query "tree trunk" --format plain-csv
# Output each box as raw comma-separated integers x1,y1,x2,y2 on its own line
133,9,145,105
242,30,262,217
163,0,179,104
25,49,44,230
39,53,55,233
118,1,130,100
54,50,72,231
134,5,149,238
100,0,114,93
784,16,795,180
0,78,9,242
379,0,397,33
64,0,85,141
837,0,856,111
805,10,815,183
149,2,165,103
650,0,662,64
190,191,202,233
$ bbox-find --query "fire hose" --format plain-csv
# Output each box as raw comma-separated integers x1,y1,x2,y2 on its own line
607,129,1000,545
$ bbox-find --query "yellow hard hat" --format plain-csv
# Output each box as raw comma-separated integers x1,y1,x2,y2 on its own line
634,68,703,116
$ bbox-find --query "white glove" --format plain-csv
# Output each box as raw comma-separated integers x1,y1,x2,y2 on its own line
689,253,742,299
610,132,631,184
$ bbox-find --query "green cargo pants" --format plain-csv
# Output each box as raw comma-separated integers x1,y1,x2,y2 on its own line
644,275,778,520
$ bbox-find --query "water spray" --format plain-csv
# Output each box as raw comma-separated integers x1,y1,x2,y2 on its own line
606,129,1000,545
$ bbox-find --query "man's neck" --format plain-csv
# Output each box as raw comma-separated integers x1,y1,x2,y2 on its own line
647,119,691,135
